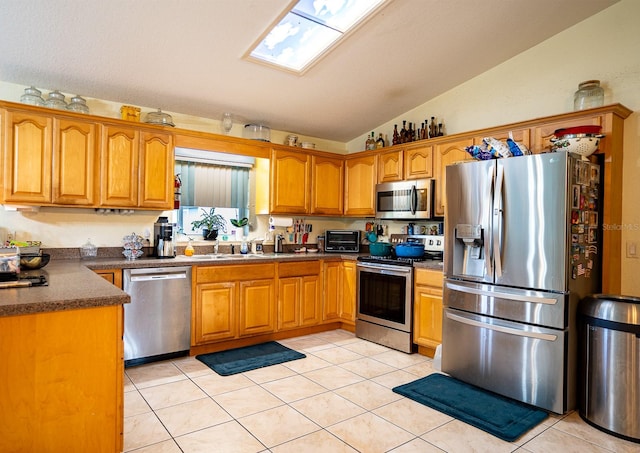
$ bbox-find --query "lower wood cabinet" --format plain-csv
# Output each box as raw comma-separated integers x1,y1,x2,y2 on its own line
193,263,276,345
94,268,123,288
0,305,124,452
322,260,356,325
413,268,444,355
278,261,322,330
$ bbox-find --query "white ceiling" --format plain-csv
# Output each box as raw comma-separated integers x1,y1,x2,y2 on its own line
0,0,618,143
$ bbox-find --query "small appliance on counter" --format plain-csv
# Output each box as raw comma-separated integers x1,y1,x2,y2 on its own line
0,246,49,288
324,230,360,253
154,217,176,258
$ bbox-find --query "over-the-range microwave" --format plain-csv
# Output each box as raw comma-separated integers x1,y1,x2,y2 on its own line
375,179,433,220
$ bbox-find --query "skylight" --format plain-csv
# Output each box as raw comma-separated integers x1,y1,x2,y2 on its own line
248,0,387,73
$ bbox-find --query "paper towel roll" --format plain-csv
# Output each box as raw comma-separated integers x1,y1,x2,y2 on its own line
269,216,293,227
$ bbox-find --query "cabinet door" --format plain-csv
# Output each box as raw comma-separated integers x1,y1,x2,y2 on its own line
94,268,122,289
413,268,444,350
533,115,602,154
238,279,276,336
323,261,341,321
344,154,377,216
311,155,344,215
100,125,139,207
404,145,433,180
3,111,52,203
378,149,403,183
300,275,321,326
270,149,310,214
414,289,443,348
193,282,237,344
278,277,300,330
340,261,356,323
139,131,173,209
434,138,473,217
53,118,98,205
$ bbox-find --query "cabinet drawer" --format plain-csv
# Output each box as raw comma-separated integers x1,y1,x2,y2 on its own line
414,268,443,287
196,263,275,283
278,260,320,278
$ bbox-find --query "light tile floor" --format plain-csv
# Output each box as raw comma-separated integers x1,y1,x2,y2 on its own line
123,330,638,453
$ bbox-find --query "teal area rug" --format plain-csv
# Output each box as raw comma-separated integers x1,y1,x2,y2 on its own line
196,341,306,376
393,373,548,442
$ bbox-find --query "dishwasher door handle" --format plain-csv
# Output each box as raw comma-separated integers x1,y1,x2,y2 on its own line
130,273,188,282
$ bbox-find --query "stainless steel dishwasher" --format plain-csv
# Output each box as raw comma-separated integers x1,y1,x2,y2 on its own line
123,266,192,367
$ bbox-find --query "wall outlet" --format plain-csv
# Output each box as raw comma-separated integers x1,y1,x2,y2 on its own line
627,241,638,258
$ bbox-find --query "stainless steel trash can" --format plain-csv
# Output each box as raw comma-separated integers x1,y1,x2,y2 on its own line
579,294,640,443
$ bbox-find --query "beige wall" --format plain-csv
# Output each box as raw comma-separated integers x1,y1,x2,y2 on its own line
347,0,640,296
1,0,638,295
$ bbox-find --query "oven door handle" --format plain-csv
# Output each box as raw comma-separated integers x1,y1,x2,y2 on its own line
445,281,559,305
357,264,412,276
445,311,558,341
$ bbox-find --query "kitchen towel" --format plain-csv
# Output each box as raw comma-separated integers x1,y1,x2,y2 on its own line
392,373,548,442
196,341,305,376
269,216,293,227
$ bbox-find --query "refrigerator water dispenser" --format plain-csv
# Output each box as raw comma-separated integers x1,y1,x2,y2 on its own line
454,224,485,278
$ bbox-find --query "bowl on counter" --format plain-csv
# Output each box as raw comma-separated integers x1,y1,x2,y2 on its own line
20,253,50,270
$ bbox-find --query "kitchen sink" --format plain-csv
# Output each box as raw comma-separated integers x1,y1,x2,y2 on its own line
177,254,267,260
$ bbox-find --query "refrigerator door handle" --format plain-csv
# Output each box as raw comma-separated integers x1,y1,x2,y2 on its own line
410,185,417,215
445,311,558,341
445,281,559,305
493,164,504,277
485,169,495,278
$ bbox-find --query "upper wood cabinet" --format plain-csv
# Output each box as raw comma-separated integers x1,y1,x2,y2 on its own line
404,144,433,180
100,125,139,207
100,126,173,209
433,137,473,217
378,149,404,183
53,117,98,206
344,154,377,216
2,110,99,206
311,154,344,215
139,131,173,209
378,144,433,183
2,110,53,204
270,148,310,214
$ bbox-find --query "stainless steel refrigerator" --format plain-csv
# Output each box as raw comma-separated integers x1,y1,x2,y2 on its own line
442,152,601,414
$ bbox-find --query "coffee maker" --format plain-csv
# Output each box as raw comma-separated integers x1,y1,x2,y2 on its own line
154,216,176,258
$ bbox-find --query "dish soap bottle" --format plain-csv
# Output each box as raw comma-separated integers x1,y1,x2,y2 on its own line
185,239,195,257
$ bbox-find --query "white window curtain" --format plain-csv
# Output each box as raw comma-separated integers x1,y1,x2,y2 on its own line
176,161,249,212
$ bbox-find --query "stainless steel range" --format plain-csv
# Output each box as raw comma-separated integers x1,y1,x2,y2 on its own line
356,234,444,353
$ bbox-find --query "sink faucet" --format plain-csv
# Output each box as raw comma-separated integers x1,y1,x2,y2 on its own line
230,244,235,255
214,239,219,255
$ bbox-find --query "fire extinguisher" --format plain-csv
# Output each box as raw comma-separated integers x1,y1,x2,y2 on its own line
174,174,181,209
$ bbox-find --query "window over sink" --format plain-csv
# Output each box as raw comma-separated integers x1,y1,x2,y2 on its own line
174,148,253,240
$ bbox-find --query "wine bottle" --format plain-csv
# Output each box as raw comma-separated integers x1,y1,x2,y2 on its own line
430,117,436,139
366,131,376,150
392,125,400,145
376,133,385,148
438,123,444,136
400,121,407,143
408,122,414,142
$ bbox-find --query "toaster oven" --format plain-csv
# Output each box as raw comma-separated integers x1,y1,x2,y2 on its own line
324,230,360,253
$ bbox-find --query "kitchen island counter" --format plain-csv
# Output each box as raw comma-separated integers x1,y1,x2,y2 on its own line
0,260,129,317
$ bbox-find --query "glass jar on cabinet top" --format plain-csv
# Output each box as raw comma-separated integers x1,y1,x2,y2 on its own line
44,90,68,109
67,95,90,113
20,86,45,106
574,80,604,111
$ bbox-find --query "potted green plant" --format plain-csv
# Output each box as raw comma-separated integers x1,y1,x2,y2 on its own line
191,208,227,240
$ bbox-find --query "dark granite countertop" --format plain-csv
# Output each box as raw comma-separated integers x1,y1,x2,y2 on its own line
0,253,441,317
82,252,359,270
0,261,130,317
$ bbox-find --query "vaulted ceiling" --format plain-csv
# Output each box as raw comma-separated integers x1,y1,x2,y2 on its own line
0,0,618,142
